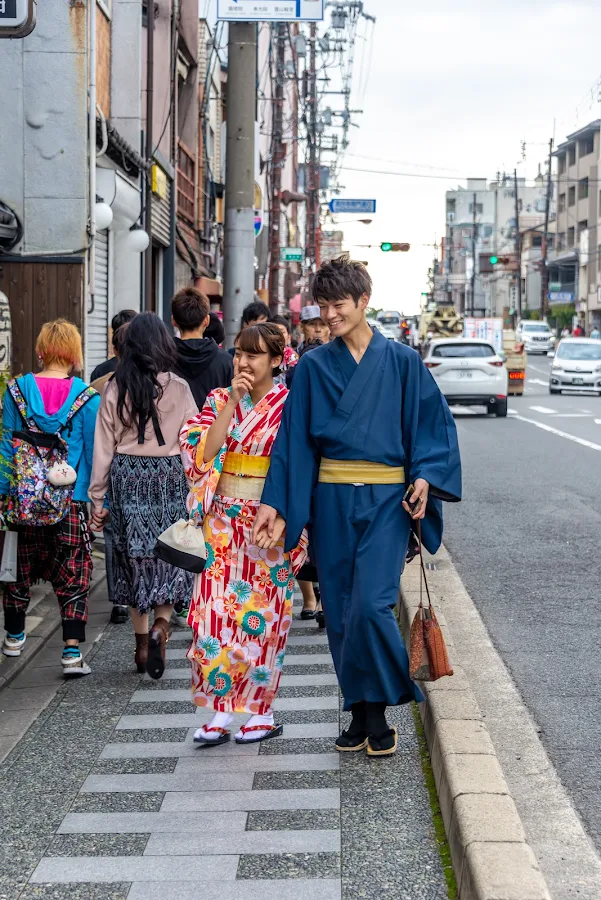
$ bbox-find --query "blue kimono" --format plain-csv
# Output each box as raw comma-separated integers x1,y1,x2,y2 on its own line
261,328,461,710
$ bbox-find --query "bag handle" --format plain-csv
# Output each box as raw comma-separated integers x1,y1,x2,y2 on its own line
417,520,433,611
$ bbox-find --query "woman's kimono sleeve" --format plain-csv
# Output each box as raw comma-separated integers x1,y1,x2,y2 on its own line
261,358,319,553
180,388,230,519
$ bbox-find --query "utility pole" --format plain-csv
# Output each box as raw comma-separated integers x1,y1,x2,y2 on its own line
540,137,554,319
144,0,154,312
305,22,319,272
222,23,257,348
268,24,286,316
470,192,477,316
513,168,522,319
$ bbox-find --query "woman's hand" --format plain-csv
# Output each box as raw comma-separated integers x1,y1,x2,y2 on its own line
230,359,254,406
254,514,286,550
91,508,109,531
402,478,429,520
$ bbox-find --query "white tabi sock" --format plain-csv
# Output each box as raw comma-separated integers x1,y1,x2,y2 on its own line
194,711,233,742
235,712,275,742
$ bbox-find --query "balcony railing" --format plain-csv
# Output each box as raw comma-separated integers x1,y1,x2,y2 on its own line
177,139,196,226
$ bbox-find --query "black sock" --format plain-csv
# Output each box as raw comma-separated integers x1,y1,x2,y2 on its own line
347,701,367,736
366,702,388,737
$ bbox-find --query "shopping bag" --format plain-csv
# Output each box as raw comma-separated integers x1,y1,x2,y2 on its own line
409,521,453,682
0,530,18,583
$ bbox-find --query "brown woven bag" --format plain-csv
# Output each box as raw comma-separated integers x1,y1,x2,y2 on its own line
409,521,453,682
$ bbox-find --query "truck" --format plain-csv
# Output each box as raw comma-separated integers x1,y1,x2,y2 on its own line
418,303,463,343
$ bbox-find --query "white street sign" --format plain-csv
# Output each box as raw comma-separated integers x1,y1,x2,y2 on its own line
0,0,36,38
217,0,324,21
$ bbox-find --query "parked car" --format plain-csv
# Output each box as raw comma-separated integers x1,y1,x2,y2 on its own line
367,319,396,340
423,338,508,417
516,321,556,354
548,338,601,395
376,310,402,340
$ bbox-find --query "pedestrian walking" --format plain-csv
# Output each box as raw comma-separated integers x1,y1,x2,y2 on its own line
171,286,233,411
591,326,600,339
272,314,299,375
89,309,137,382
227,301,270,357
89,313,197,679
180,323,307,745
254,257,461,757
297,305,329,353
205,313,226,347
0,320,100,676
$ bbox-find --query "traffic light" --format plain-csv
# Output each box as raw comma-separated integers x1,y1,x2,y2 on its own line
380,242,410,252
489,255,499,265
489,255,510,266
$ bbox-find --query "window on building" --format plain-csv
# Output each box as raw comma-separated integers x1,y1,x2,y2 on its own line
468,202,483,215
558,193,566,213
531,234,543,248
558,155,566,175
548,235,555,250
557,233,565,251
578,177,589,199
568,146,576,166
568,186,576,206
579,135,595,158
578,219,588,236
568,226,575,248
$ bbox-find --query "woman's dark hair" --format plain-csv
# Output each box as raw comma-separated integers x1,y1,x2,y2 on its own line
205,312,225,345
111,323,129,357
114,312,177,435
311,255,372,305
111,309,137,332
235,323,285,375
241,300,270,327
271,314,292,336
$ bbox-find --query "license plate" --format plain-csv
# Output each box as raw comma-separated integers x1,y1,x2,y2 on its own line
458,371,472,379
572,377,584,385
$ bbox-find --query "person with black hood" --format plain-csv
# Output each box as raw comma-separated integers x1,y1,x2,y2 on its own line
171,287,233,410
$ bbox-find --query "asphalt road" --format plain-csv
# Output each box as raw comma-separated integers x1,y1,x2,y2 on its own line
444,355,601,852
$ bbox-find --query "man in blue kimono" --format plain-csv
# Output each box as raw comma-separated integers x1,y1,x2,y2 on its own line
253,257,461,756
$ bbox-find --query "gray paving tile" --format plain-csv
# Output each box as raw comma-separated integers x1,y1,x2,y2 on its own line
173,754,340,774
145,829,340,856
278,685,338,699
282,664,336,676
125,702,195,716
110,729,190,743
129,689,202,702
160,788,340,812
340,847,447,891
246,809,340,831
70,793,165,813
286,635,329,646
92,758,178,775
20,885,131,900
81,772,255,793
101,741,260,760
237,852,340,879
126,880,342,900
59,812,248,835
277,710,339,724
45,834,149,857
286,644,332,656
283,653,332,666
141,669,339,686
289,626,321,636
165,647,188,660
259,737,337,756
142,668,189,682
116,715,200,730
162,632,192,644
280,674,338,687
30,856,239,884
253,771,340,791
128,690,339,711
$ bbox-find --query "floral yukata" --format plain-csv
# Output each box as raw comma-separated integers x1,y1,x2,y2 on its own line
180,383,307,714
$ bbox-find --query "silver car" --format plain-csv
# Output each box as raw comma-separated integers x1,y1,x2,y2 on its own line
517,321,556,354
549,338,601,395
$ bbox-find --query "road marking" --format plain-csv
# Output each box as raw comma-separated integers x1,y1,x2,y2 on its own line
595,419,601,425
529,405,556,414
528,378,549,387
513,414,601,453
551,414,590,418
527,363,550,375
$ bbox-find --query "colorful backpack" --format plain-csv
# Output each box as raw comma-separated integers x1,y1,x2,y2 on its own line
5,379,97,527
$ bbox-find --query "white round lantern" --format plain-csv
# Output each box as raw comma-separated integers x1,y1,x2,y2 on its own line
95,201,113,231
127,225,150,253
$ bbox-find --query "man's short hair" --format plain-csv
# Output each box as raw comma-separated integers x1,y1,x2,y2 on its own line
205,312,225,345
111,309,137,332
311,256,372,305
171,287,210,332
241,300,270,327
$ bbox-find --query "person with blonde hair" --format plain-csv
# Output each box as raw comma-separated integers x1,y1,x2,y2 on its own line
0,319,100,676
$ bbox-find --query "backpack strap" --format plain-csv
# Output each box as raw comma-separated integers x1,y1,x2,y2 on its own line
7,379,40,432
58,387,98,435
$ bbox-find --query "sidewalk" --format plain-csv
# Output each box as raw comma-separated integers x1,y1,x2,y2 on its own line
0,591,450,900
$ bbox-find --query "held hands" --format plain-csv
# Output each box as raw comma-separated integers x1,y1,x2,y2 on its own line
230,358,254,406
252,504,286,549
91,508,110,531
402,478,429,521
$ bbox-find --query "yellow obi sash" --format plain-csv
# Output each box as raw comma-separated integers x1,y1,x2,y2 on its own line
318,458,405,485
217,452,270,501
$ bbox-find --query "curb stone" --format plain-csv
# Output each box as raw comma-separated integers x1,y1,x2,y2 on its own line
399,556,552,900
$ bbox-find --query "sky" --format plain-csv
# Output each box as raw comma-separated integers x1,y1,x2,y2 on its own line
331,0,601,314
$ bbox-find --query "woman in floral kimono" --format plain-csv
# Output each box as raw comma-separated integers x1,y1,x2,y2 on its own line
180,323,307,745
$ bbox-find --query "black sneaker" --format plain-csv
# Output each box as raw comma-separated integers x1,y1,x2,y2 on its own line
110,605,129,625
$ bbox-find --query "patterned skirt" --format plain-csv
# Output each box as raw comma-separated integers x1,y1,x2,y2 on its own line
108,454,193,613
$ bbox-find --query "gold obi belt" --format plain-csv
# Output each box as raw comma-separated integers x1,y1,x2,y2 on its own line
217,452,270,502
318,458,405,485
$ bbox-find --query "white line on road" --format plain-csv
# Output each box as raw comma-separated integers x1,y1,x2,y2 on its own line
529,405,556,414
528,378,549,387
595,419,601,425
512,414,601,453
527,363,550,375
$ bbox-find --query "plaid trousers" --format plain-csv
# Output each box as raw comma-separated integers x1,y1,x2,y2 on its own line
3,502,93,642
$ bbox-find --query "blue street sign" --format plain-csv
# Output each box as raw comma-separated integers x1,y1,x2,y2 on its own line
328,199,377,214
217,0,324,21
548,291,574,303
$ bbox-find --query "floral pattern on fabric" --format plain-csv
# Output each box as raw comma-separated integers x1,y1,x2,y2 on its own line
180,384,308,714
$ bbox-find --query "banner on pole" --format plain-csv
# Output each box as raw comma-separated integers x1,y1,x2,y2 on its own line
217,0,324,21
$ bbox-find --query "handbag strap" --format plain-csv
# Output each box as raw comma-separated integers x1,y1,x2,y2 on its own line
417,520,433,610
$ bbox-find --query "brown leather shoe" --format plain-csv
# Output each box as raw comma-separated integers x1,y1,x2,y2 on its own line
134,633,149,674
147,617,170,680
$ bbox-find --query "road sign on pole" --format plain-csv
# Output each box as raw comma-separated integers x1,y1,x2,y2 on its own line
217,0,324,21
280,247,304,262
0,0,36,38
328,199,376,214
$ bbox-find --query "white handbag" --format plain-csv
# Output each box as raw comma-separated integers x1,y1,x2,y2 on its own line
153,519,207,574
0,530,18,583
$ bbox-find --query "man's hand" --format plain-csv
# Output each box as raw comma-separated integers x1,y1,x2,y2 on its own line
91,508,109,531
252,504,286,549
402,477,429,520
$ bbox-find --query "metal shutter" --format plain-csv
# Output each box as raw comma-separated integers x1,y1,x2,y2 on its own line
152,178,172,247
88,229,110,377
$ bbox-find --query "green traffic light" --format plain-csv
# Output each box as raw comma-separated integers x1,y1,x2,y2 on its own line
381,242,393,252
489,255,499,265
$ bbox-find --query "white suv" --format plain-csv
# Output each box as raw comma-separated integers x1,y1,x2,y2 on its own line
424,339,508,417
516,321,556,354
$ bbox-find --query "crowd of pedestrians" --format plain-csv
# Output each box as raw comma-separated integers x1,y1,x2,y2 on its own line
0,259,461,756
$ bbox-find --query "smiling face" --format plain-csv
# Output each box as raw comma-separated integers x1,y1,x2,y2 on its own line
233,329,283,390
302,318,330,343
316,292,369,339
